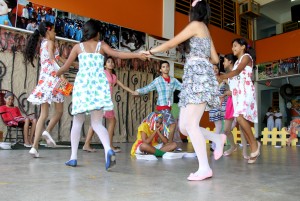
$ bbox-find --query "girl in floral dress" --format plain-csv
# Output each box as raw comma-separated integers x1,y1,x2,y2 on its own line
56,20,146,170
24,21,65,158
218,38,260,164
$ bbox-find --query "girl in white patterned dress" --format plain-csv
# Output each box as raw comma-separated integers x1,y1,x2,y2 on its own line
218,38,260,164
56,20,146,170
24,21,65,158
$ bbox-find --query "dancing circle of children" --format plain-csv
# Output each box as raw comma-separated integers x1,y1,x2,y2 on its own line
56,19,147,170
24,21,73,158
82,56,136,153
141,0,226,181
217,38,260,164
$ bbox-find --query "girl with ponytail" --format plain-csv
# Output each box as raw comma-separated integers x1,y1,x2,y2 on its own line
24,21,65,158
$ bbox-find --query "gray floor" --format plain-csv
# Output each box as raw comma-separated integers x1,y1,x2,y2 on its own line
0,142,299,201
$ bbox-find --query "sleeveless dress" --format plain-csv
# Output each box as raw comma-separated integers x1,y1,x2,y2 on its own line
209,82,228,121
71,42,113,115
178,37,220,110
27,39,64,105
231,53,257,123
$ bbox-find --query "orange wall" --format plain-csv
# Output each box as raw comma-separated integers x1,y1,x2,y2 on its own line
175,12,243,55
255,29,300,63
31,0,163,37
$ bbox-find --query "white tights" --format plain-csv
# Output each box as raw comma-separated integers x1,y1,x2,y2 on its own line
70,110,110,161
179,104,222,174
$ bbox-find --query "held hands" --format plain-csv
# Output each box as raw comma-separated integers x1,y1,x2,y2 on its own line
137,51,149,61
216,75,224,83
131,91,139,96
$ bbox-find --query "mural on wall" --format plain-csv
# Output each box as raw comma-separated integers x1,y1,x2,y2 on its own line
55,12,88,41
0,0,17,27
99,21,120,49
119,27,145,52
16,1,54,31
257,56,300,80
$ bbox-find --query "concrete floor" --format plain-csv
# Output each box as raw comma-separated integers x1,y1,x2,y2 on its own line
0,142,299,201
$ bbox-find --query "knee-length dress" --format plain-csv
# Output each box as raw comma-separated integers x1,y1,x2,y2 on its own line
178,37,220,110
71,42,113,115
27,39,64,105
209,82,228,121
231,53,257,123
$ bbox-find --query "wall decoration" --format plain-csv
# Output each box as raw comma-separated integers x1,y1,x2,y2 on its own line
120,27,145,52
0,0,17,27
55,12,89,41
148,35,177,59
16,1,53,31
257,56,300,80
98,21,120,49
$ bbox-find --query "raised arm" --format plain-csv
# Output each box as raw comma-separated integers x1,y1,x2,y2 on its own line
147,21,197,54
136,79,156,95
220,55,251,80
56,44,80,76
116,79,135,94
100,42,146,61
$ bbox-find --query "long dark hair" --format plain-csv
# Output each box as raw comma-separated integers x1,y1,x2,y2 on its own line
80,19,100,42
185,0,211,53
224,54,237,65
104,56,116,75
189,0,211,25
23,21,54,67
232,38,256,65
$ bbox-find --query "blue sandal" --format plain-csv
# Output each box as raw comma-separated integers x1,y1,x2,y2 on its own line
65,159,77,167
105,149,116,171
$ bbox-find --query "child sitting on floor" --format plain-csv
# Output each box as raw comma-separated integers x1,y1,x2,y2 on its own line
131,112,177,157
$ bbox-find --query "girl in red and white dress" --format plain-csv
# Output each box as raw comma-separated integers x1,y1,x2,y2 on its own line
218,38,259,164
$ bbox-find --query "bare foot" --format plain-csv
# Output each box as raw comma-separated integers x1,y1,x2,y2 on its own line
82,146,96,152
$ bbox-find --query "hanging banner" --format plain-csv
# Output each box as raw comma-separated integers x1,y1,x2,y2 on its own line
148,36,177,59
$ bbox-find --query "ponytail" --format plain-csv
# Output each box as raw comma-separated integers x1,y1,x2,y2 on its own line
23,21,54,67
23,29,40,67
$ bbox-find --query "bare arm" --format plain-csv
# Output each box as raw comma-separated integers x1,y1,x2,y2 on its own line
56,44,80,76
116,79,135,94
100,42,146,60
155,128,168,144
148,21,197,54
141,131,157,144
219,55,251,80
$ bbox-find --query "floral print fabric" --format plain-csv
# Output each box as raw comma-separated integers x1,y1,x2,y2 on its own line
27,39,64,105
178,37,220,110
71,42,113,115
231,53,257,123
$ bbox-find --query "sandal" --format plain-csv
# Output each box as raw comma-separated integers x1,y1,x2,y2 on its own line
248,141,261,164
223,146,237,156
